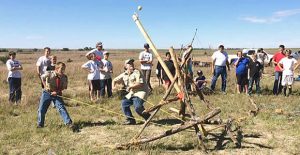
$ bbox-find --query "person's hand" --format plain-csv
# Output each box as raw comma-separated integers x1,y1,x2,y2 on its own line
51,91,57,96
89,70,94,73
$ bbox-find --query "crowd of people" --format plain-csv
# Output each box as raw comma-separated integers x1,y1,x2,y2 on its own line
5,42,300,127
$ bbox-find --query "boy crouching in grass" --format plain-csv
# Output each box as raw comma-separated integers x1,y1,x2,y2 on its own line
37,62,73,128
82,52,103,101
278,49,300,97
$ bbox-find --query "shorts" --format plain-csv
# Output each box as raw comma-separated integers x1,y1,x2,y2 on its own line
236,74,248,86
282,75,294,86
89,79,101,91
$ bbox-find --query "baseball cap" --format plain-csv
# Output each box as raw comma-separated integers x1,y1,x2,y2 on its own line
96,42,103,47
144,43,150,48
103,51,109,55
125,59,134,65
197,70,203,75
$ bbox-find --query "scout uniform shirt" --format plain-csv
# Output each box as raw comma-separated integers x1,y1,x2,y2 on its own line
41,71,68,95
114,69,148,99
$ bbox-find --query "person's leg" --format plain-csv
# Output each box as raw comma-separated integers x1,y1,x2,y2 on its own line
146,70,152,91
15,78,22,103
273,72,279,95
107,78,112,97
53,96,72,125
278,72,283,94
243,74,248,94
133,97,150,120
220,67,227,92
88,80,94,101
282,75,287,96
8,77,15,103
210,66,221,91
248,77,254,95
121,98,135,122
37,91,52,127
99,80,106,97
255,77,261,94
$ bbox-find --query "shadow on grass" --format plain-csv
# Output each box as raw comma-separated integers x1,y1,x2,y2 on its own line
152,118,183,126
207,130,273,151
73,119,117,132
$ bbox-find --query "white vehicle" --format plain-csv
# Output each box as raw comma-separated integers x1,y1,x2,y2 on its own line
228,49,274,66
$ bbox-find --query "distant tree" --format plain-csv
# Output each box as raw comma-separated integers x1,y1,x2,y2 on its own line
16,49,23,53
0,49,9,52
0,56,9,64
62,48,69,51
78,48,84,51
33,48,38,52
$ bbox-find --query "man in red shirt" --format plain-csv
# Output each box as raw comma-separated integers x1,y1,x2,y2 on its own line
272,45,286,95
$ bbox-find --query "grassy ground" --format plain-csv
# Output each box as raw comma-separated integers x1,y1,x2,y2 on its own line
0,50,300,154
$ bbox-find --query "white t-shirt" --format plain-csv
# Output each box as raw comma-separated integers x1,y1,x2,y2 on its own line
81,60,103,80
279,57,298,76
257,52,266,64
36,56,51,76
6,59,22,78
139,51,153,70
89,49,104,61
211,50,228,66
100,59,113,79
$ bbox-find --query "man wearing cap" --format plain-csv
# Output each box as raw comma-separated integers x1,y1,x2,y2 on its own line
87,42,106,61
112,59,150,125
210,45,230,94
139,43,153,93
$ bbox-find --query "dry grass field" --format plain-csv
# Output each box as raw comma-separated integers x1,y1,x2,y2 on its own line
0,49,300,154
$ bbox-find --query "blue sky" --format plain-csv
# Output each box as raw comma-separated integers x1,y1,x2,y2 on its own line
0,0,300,49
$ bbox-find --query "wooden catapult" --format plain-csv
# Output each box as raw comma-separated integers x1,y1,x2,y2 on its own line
116,12,241,152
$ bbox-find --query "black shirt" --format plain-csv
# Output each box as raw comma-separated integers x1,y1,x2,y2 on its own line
249,60,262,78
156,60,176,81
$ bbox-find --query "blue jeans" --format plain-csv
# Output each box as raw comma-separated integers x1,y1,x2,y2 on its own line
37,91,72,127
121,97,150,122
248,76,261,95
8,77,22,103
210,66,227,92
273,71,283,95
100,78,112,97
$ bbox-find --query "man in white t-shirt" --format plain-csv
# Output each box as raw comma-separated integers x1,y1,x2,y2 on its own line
278,49,299,96
36,47,51,88
139,43,153,92
87,42,106,61
6,51,23,104
210,45,230,93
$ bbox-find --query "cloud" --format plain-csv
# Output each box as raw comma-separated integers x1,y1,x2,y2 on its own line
240,9,300,24
25,35,44,40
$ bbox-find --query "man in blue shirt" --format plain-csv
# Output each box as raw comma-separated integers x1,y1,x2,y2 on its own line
234,51,250,94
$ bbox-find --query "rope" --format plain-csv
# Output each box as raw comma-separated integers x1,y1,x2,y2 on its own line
58,95,170,128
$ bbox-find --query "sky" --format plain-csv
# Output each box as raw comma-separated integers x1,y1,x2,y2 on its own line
0,0,300,49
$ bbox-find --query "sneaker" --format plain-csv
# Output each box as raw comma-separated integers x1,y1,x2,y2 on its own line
37,125,44,128
222,91,227,95
122,120,136,125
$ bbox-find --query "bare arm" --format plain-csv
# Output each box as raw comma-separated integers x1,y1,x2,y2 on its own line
277,62,283,71
211,59,216,74
226,60,231,71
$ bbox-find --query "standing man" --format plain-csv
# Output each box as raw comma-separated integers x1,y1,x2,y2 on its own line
139,43,153,93
100,51,113,98
88,42,105,61
112,59,150,125
272,45,286,95
36,47,51,88
6,51,23,104
210,45,230,94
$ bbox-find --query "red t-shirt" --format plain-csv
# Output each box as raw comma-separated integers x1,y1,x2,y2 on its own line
272,52,285,72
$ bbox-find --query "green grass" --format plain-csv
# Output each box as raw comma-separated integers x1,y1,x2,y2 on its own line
0,50,300,154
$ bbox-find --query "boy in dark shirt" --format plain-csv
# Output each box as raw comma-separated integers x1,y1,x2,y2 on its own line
46,55,57,71
194,70,207,90
156,52,176,91
248,54,263,95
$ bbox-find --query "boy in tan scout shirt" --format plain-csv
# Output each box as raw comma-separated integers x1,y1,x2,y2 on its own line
113,59,150,125
37,62,73,128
